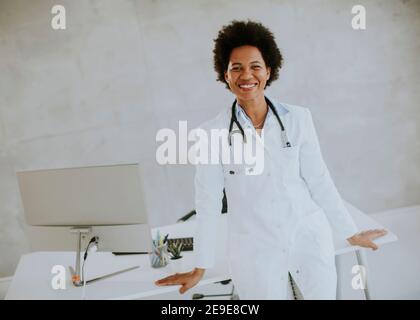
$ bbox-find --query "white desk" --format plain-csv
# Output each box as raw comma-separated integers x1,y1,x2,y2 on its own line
5,219,229,300
6,202,397,300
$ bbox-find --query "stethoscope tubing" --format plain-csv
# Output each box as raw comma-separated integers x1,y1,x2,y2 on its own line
228,97,291,148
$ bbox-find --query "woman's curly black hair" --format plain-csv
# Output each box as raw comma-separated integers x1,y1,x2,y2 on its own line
213,20,283,89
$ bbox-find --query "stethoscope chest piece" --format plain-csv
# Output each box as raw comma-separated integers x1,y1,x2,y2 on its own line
281,130,292,148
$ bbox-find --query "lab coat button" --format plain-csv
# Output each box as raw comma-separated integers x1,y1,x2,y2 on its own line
296,270,299,274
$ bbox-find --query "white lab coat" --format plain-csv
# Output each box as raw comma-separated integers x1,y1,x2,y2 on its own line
193,98,358,299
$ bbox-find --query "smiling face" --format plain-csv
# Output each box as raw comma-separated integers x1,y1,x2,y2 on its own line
224,45,271,104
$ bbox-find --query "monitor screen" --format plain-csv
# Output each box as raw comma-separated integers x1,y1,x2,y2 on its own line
16,163,148,226
16,163,153,254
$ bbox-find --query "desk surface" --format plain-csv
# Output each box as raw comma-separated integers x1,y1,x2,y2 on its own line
335,202,397,254
6,202,397,299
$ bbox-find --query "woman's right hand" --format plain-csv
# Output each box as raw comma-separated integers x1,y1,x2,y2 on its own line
154,268,205,294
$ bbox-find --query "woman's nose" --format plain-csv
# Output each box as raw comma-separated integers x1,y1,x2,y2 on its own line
240,68,253,79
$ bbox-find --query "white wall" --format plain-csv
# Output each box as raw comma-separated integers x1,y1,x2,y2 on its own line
0,0,419,278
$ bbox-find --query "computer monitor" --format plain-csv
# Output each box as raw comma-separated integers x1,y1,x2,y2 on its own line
16,163,153,286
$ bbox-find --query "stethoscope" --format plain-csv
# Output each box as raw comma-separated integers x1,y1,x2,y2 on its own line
228,96,292,148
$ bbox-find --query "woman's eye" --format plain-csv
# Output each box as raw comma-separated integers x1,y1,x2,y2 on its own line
252,66,261,70
231,67,240,72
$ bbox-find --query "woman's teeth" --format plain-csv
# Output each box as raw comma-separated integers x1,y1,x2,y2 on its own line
239,84,257,88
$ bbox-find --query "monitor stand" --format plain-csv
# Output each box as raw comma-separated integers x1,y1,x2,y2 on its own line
68,227,90,286
68,227,140,287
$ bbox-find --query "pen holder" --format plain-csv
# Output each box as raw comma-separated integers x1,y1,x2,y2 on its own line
150,242,170,268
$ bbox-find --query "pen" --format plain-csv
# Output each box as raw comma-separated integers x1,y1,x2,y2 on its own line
156,230,161,246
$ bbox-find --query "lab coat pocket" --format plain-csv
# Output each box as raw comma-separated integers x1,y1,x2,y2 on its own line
222,163,246,177
305,210,335,265
281,145,299,155
223,164,247,189
223,164,246,208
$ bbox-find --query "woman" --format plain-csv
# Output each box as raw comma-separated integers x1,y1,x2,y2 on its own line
155,20,387,299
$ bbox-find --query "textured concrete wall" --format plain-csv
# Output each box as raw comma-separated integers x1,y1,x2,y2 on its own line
0,0,419,277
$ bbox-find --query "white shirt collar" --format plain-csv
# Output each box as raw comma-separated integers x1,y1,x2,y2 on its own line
235,96,289,126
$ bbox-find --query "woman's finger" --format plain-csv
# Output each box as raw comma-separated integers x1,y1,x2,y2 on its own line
156,279,181,286
373,229,387,238
367,229,387,240
369,240,378,250
179,283,191,294
155,274,176,284
155,273,182,285
179,282,193,294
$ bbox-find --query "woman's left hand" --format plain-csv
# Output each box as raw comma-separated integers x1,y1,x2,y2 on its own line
347,229,388,250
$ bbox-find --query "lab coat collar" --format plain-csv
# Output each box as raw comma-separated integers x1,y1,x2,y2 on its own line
235,95,289,126
266,95,289,117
